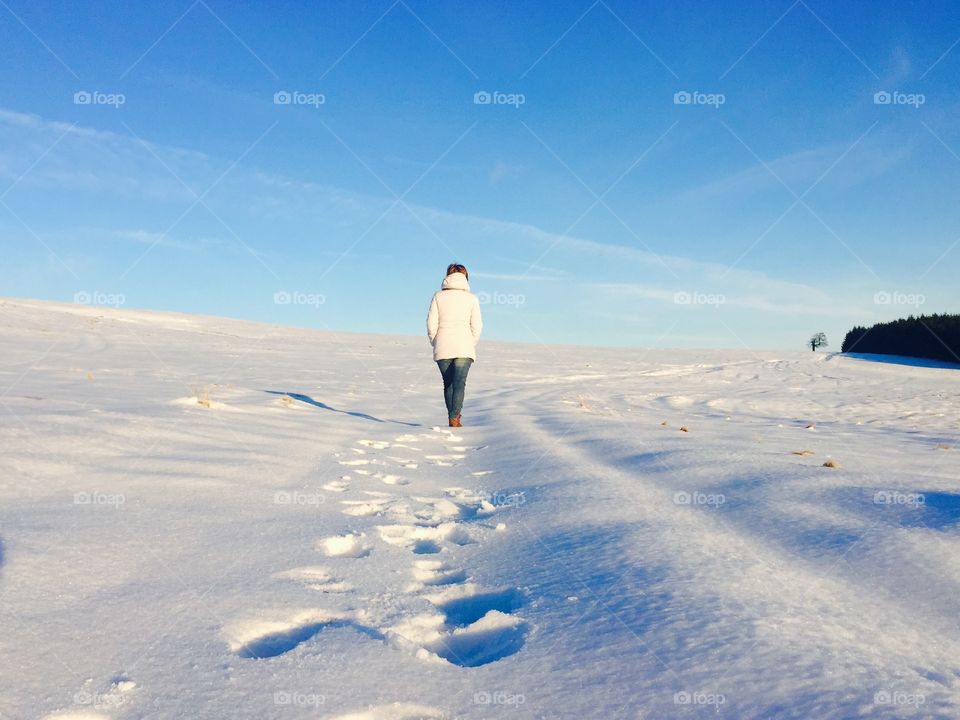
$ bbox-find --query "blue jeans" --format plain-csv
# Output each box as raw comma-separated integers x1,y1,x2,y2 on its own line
436,358,473,421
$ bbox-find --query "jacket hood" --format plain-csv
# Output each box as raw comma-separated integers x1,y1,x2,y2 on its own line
441,272,470,291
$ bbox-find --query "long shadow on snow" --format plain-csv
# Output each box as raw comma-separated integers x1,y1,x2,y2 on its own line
265,391,420,426
810,487,960,534
693,475,874,558
840,352,960,370
703,482,960,567
493,521,674,642
865,489,960,531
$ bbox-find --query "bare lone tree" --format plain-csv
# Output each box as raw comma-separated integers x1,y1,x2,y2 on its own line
809,332,828,352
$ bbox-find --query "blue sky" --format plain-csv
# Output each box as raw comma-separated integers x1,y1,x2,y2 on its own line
1,0,958,350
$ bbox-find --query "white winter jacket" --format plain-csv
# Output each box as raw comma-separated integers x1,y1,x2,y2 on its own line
426,272,483,361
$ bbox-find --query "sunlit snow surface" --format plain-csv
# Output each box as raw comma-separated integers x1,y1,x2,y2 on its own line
1,298,959,719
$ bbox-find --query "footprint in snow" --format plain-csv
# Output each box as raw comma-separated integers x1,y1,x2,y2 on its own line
274,566,352,593
340,496,394,517
318,533,370,558
430,610,526,667
388,602,527,667
390,584,528,666
375,472,409,486
46,675,137,719
322,477,351,492
225,608,382,659
376,523,473,552
424,583,524,627
426,427,462,442
358,439,391,450
410,496,467,524
409,559,467,589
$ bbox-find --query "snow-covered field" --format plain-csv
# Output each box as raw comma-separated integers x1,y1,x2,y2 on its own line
2,298,959,720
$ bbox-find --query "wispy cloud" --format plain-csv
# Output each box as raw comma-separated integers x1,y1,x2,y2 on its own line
588,281,853,317
0,107,887,345
110,228,212,251
677,134,911,203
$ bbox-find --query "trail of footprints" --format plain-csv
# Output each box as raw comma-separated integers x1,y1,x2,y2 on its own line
226,427,528,673
46,415,896,720
44,430,517,720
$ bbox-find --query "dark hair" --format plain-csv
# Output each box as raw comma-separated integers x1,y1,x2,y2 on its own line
446,263,468,280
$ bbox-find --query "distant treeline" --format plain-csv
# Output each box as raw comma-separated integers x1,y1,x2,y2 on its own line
841,313,960,364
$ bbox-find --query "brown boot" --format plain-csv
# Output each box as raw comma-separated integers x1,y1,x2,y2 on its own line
449,415,462,427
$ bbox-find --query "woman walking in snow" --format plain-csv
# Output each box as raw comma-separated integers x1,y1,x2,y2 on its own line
427,263,483,427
